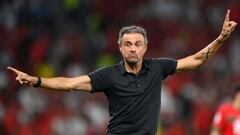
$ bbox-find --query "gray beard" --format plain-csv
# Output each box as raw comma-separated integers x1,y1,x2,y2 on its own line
126,60,137,68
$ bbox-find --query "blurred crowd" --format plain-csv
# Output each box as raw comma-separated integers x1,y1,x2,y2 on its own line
0,0,240,134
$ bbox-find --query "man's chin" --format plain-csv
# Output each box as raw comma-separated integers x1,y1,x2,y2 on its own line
126,60,137,67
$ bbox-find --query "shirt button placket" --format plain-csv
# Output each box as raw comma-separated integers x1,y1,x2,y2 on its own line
136,77,142,88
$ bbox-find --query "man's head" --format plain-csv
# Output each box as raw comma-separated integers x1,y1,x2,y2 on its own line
118,26,148,66
118,25,148,45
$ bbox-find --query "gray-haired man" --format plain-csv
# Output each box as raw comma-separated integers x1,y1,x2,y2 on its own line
8,10,237,135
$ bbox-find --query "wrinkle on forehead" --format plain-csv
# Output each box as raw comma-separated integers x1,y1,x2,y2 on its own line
122,33,145,43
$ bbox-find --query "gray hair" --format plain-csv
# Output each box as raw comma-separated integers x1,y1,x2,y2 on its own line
117,25,148,45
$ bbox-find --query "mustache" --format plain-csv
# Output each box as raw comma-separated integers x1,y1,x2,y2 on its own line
128,53,137,57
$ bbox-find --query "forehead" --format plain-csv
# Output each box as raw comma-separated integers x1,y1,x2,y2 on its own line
122,33,144,42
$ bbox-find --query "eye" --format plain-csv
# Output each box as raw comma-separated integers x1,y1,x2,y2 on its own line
124,42,131,47
135,42,142,47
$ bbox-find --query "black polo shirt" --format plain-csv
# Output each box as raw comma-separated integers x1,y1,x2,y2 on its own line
88,58,177,135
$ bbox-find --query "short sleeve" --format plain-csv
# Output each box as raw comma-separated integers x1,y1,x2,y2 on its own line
88,67,111,93
212,106,225,130
154,58,177,80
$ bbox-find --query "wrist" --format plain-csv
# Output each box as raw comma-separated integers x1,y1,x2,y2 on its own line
216,35,226,44
218,32,230,41
33,76,41,87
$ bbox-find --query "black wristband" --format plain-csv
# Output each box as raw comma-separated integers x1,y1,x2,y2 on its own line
33,76,41,88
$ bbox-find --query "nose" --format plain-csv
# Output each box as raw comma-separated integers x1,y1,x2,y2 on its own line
130,46,136,53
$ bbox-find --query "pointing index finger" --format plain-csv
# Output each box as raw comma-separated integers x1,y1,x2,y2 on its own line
225,9,230,22
7,67,20,75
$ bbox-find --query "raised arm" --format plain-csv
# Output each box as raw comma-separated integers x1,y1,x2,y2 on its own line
7,67,92,92
176,9,237,73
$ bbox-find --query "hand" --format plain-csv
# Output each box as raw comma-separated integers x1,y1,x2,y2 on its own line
219,9,237,40
7,67,37,86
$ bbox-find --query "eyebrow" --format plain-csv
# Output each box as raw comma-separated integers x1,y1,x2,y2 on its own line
125,41,132,44
124,40,143,44
136,41,143,44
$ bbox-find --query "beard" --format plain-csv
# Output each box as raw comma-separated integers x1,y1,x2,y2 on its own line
126,60,137,68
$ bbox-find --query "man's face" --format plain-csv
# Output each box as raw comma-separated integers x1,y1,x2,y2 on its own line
119,33,147,65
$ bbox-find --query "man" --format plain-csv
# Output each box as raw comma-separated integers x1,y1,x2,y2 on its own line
8,10,237,135
210,86,240,135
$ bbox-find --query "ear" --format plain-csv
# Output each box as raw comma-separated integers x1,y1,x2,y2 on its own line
143,45,147,54
119,44,122,53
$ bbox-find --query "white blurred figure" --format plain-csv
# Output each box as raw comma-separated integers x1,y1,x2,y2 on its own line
83,100,109,134
160,85,177,123
17,87,47,127
0,71,9,90
18,87,47,114
66,62,87,77
150,0,182,20
51,115,87,135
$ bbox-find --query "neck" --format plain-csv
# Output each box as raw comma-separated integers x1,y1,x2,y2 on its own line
124,60,143,75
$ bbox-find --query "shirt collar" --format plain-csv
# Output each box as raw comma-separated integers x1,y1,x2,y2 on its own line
119,59,150,75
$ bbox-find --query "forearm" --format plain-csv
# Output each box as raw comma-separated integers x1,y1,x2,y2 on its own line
33,75,92,92
32,77,73,91
193,35,226,65
41,77,73,91
176,35,227,73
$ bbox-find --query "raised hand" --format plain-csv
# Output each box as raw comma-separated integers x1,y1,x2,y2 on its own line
7,67,37,86
220,9,237,40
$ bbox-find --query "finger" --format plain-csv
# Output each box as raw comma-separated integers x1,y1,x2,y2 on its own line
231,23,237,31
16,77,21,82
22,81,29,85
229,21,237,28
233,22,238,27
7,67,20,75
224,9,230,22
19,80,23,85
16,74,22,81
